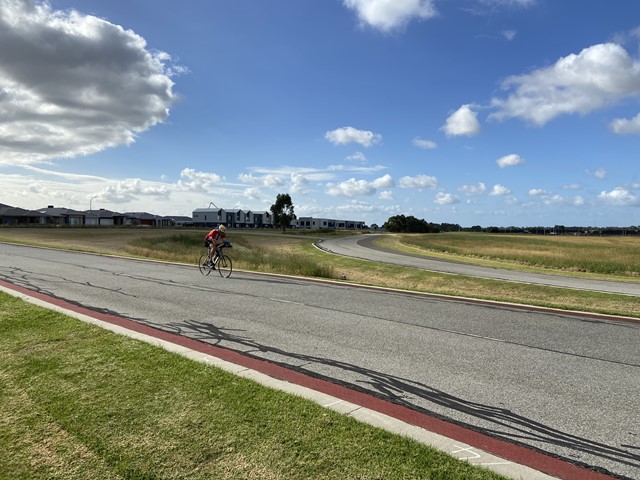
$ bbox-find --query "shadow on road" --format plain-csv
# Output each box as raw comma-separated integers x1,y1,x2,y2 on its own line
155,317,639,478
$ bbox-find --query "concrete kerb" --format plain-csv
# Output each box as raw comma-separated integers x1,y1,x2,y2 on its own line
1,282,560,480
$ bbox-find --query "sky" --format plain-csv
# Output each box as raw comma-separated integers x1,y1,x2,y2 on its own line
1,0,639,228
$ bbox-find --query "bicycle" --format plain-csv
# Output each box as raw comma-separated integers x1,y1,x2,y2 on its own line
198,240,233,278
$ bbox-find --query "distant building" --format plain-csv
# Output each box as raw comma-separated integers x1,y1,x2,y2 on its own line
294,216,366,230
192,206,365,230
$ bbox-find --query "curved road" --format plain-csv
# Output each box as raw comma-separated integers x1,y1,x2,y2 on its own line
1,244,639,479
318,234,640,297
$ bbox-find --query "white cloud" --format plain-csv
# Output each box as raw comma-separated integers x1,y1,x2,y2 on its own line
243,187,262,200
541,194,585,207
325,126,382,147
595,168,607,179
100,179,170,203
379,190,393,200
177,168,223,192
490,184,511,196
399,174,438,189
343,0,437,32
497,153,525,168
586,168,607,179
442,105,481,137
610,113,640,135
501,29,516,41
325,174,394,197
290,172,309,194
459,182,487,196
599,187,638,206
346,151,368,162
412,137,437,149
263,174,284,187
0,0,179,166
489,43,640,126
528,188,548,196
371,173,395,188
434,192,460,205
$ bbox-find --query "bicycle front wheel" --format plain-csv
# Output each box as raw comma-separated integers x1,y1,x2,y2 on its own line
198,254,212,276
217,254,232,278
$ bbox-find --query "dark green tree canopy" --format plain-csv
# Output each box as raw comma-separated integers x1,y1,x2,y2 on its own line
270,193,296,231
382,214,439,233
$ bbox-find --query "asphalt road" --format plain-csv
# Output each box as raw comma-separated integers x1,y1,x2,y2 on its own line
318,234,640,297
1,243,639,479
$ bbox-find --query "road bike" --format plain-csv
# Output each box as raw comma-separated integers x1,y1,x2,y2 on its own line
198,241,233,278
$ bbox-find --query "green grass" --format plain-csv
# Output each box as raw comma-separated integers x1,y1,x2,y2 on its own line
0,292,507,480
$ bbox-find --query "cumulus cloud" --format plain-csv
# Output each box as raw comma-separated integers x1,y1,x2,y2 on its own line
0,0,180,166
412,137,437,149
399,174,438,189
497,153,525,168
177,168,222,192
459,182,487,196
490,184,511,196
435,192,460,205
541,194,585,207
528,188,549,196
343,0,437,32
243,187,262,200
442,105,481,137
290,172,309,194
610,113,640,135
489,43,640,126
100,178,170,203
599,187,638,206
325,126,382,147
325,174,392,197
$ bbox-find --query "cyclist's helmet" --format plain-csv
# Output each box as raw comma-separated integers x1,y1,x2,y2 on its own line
218,225,227,233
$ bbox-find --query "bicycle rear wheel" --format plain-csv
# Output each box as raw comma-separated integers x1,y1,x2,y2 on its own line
198,253,212,276
217,254,232,278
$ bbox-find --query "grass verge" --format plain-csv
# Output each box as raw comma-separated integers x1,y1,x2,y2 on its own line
0,292,507,480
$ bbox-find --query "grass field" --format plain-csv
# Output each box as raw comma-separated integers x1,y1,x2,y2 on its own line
0,291,508,480
388,232,640,277
0,227,638,318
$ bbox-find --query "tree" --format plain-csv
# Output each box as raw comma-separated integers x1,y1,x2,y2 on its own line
270,193,296,232
382,214,438,233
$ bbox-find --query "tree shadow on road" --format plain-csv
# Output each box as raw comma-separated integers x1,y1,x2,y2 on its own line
154,317,639,477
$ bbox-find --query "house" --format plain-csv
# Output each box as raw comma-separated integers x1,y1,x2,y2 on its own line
83,208,126,226
0,203,45,225
122,212,174,227
192,207,275,228
165,216,193,227
35,206,85,226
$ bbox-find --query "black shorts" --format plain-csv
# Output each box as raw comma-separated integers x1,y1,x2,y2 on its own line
204,238,213,248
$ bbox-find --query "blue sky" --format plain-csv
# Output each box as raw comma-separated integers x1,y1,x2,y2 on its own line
1,0,639,227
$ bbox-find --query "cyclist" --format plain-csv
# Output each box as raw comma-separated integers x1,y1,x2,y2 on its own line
204,224,227,268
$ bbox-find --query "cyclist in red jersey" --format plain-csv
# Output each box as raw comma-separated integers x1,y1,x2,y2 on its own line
204,224,227,268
